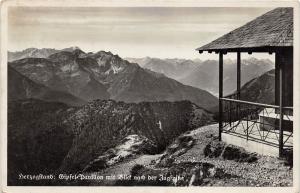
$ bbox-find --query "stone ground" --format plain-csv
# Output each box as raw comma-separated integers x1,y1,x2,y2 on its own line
173,124,292,186
86,124,292,186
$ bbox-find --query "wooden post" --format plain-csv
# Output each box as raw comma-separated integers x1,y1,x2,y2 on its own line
237,52,241,122
275,51,284,157
219,52,223,141
279,54,284,157
237,52,241,99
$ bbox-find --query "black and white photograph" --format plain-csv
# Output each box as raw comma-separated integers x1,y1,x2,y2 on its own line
0,0,299,191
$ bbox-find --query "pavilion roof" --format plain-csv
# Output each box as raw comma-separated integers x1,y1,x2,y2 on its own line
196,8,293,52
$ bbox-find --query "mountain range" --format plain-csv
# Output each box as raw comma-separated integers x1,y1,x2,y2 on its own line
8,48,218,110
127,57,274,96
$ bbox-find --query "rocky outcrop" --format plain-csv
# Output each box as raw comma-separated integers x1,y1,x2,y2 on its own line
114,124,291,187
82,135,158,173
204,141,258,163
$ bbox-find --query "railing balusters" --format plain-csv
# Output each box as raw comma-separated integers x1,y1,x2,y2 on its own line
247,105,249,141
229,100,231,126
220,97,293,149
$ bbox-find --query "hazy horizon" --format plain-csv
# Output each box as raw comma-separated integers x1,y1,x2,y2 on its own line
8,7,274,60
8,46,275,62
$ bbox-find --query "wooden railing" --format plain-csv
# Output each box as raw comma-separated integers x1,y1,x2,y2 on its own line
220,95,293,150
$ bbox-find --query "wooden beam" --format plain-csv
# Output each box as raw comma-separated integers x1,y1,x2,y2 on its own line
199,46,292,54
219,53,223,141
221,97,279,109
198,50,203,54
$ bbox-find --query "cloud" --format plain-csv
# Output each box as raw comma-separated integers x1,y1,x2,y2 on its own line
8,7,273,59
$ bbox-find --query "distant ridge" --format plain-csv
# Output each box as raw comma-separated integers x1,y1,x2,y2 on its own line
8,48,60,62
128,57,274,96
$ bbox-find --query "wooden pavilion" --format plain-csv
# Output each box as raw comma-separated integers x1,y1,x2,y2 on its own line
196,8,293,157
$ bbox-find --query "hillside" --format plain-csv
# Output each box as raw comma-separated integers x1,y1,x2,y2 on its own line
208,69,275,114
59,99,213,172
7,99,214,185
9,48,218,110
239,69,275,104
7,99,75,185
8,66,85,106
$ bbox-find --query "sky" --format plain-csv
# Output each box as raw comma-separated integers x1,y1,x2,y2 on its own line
8,7,275,60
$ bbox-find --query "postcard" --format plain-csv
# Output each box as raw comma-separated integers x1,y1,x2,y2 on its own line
1,0,299,192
